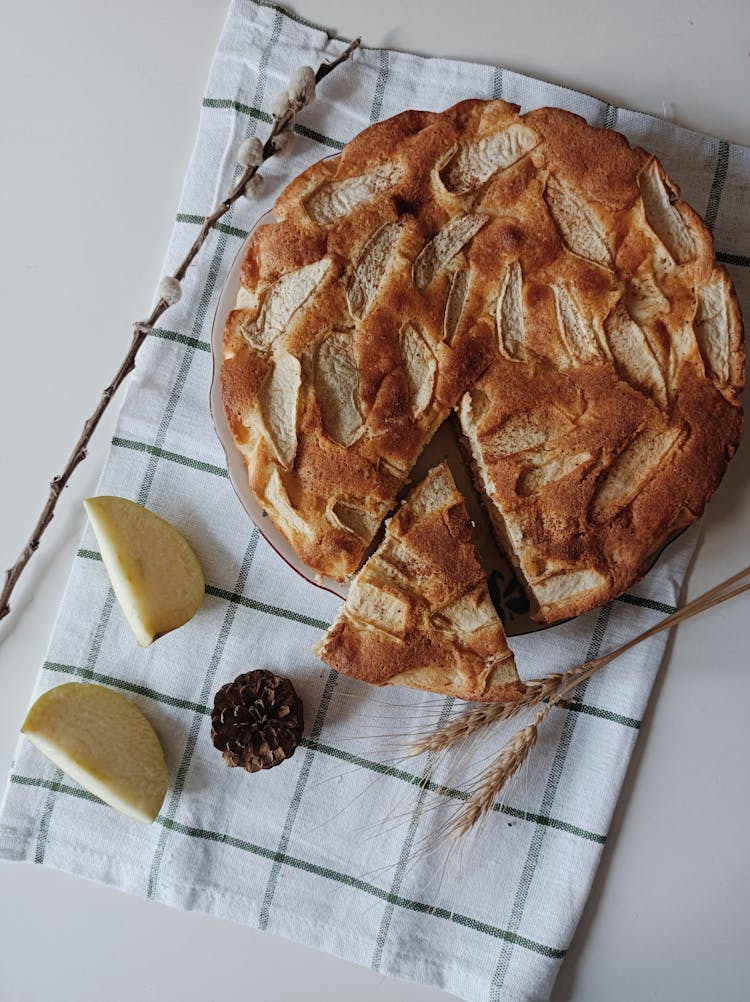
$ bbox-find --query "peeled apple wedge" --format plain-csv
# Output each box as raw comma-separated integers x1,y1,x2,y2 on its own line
22,682,168,823
84,496,205,647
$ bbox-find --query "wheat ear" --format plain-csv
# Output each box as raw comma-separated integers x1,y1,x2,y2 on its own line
449,724,538,841
405,675,567,757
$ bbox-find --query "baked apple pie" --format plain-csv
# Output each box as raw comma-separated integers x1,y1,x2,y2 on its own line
221,99,743,638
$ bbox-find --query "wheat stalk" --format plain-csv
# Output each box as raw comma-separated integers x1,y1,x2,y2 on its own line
449,655,616,840
438,565,750,840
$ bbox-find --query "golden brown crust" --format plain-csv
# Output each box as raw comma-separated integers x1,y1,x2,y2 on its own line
313,463,523,702
221,98,743,622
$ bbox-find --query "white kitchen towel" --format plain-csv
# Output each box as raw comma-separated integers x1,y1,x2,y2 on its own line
1,2,747,1001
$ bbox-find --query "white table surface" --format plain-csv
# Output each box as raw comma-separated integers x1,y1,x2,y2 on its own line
0,2,748,1000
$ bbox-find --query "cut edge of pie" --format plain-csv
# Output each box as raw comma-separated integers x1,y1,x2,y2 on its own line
313,461,524,703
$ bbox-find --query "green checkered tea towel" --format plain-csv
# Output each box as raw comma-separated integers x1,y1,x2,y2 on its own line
1,2,748,1000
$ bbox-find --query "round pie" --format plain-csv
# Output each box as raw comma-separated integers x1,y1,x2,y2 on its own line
220,99,744,624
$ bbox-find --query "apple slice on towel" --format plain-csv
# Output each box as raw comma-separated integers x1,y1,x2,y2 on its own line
22,682,168,823
84,495,205,646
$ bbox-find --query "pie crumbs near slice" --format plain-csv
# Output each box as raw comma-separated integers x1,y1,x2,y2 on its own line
313,462,524,703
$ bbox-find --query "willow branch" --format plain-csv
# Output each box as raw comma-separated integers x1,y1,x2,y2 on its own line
0,38,361,625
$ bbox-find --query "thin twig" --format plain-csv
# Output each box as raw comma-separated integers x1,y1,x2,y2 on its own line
0,39,361,625
447,565,750,839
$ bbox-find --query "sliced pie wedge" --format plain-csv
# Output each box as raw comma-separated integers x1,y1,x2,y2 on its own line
313,462,523,703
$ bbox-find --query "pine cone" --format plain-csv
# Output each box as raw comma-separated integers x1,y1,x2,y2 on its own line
211,670,304,772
